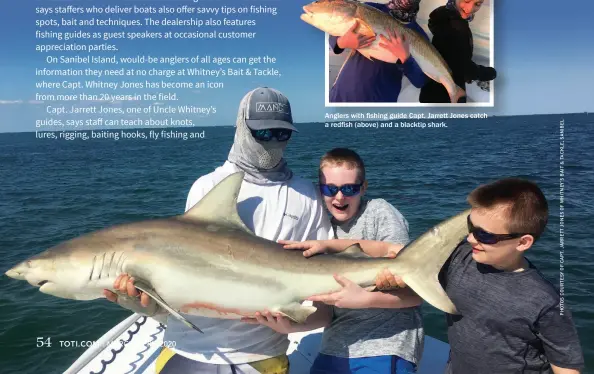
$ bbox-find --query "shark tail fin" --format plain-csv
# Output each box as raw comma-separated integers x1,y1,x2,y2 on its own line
391,209,471,315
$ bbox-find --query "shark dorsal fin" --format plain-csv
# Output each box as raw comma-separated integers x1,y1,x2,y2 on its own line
182,171,253,234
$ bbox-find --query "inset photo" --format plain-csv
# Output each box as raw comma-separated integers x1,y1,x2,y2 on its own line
300,0,494,107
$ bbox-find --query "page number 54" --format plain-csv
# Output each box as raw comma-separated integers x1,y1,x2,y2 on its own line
37,337,52,347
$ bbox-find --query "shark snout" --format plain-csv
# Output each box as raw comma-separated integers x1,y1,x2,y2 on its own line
5,260,34,281
5,266,26,280
5,263,51,287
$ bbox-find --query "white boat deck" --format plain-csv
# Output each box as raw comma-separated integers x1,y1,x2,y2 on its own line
65,314,450,374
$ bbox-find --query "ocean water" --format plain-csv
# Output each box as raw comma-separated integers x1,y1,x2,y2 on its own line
0,113,592,373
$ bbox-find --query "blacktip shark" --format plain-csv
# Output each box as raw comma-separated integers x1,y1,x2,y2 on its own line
5,171,469,333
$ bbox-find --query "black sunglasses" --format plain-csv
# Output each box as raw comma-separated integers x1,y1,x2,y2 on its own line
319,183,363,197
250,128,292,142
466,215,528,245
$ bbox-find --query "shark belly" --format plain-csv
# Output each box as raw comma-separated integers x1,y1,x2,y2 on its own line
131,260,298,320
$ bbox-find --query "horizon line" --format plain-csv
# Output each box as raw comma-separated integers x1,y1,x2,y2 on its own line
0,111,590,134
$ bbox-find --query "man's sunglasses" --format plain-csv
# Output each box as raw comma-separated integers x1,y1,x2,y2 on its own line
250,128,292,142
320,183,363,197
466,215,528,245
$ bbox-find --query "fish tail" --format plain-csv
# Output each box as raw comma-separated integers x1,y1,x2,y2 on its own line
449,84,466,104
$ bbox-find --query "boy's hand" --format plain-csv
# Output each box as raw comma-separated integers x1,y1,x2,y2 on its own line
241,310,295,334
375,268,407,290
278,239,329,257
306,274,371,309
103,274,151,308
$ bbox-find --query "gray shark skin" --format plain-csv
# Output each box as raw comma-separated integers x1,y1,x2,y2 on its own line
5,171,468,328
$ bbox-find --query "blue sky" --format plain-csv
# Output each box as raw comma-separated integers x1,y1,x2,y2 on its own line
0,0,592,132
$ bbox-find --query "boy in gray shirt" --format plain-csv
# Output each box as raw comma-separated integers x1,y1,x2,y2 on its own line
377,178,584,373
243,148,423,373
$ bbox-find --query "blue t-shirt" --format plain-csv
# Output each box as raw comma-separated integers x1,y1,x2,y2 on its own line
329,3,428,103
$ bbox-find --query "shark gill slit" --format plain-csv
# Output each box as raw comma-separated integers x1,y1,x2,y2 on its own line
119,254,127,276
115,252,124,277
98,252,106,280
107,252,116,278
89,255,96,281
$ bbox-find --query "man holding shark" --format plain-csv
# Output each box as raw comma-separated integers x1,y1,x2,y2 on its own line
104,86,335,373
96,87,467,373
6,88,475,372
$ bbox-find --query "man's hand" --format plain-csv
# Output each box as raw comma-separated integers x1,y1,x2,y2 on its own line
279,239,330,257
375,268,407,290
337,20,375,50
241,310,295,334
378,27,410,63
306,274,371,309
103,274,151,308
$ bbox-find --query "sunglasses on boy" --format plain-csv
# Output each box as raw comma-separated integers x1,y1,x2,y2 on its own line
319,183,363,197
250,128,293,142
466,215,530,245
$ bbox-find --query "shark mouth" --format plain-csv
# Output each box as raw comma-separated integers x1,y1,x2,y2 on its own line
37,280,49,287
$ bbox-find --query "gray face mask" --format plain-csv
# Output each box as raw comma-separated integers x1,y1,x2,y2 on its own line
234,115,287,169
227,93,293,184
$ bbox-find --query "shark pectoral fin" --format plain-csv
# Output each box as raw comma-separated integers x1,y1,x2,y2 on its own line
277,303,317,324
181,171,254,235
133,280,204,334
115,292,161,316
